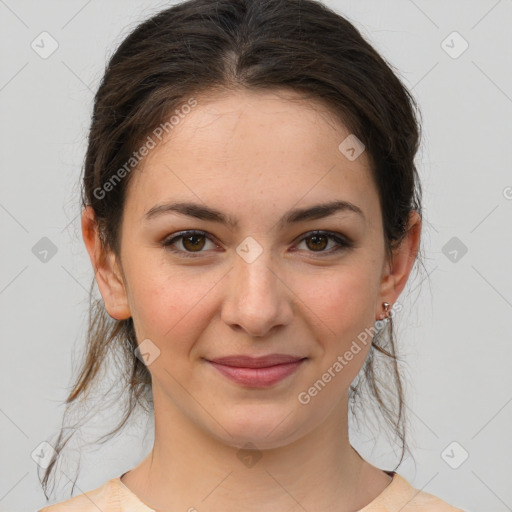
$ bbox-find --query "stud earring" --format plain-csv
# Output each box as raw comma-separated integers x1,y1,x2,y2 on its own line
378,302,390,320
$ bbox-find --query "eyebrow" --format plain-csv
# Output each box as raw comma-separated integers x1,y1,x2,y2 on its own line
144,200,365,228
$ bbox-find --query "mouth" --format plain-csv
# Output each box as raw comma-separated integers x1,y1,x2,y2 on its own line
205,354,308,388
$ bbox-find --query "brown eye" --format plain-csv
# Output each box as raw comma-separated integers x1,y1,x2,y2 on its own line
304,234,328,251
162,229,352,259
162,230,217,257
295,231,353,256
182,233,206,252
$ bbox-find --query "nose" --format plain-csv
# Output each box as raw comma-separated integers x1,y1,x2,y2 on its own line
221,249,294,338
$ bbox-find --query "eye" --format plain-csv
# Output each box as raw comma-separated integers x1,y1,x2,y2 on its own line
161,230,218,258
294,230,353,256
161,229,353,258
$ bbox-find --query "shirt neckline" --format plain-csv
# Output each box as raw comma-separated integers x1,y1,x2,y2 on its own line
115,470,399,511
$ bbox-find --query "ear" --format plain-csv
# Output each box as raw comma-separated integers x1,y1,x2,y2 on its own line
378,210,421,313
81,206,132,320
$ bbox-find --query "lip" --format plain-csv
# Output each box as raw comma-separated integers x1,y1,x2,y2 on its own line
205,354,307,388
208,354,305,368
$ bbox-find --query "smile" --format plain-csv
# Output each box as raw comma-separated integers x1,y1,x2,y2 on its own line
206,358,307,388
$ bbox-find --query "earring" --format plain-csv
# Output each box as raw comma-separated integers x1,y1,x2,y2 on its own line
378,302,390,320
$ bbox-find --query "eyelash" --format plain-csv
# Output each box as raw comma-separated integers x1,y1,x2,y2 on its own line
161,230,353,259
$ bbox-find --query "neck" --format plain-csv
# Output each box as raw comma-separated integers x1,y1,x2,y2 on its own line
121,386,390,512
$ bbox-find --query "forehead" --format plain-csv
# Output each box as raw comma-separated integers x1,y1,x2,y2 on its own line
124,88,378,225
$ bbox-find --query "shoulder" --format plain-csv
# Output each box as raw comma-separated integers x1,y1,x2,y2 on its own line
391,473,466,511
403,486,466,511
366,472,466,511
37,478,120,512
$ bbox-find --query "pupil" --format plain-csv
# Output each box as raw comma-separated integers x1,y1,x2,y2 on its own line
308,235,327,251
184,235,204,251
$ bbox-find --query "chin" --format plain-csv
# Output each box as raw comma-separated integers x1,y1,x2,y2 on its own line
206,405,307,450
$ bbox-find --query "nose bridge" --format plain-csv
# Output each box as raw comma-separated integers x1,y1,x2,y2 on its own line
235,249,276,299
222,237,292,336
235,238,281,304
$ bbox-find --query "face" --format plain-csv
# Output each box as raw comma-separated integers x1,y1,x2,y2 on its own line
84,88,417,449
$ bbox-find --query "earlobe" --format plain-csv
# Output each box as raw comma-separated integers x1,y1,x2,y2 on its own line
378,210,421,310
81,206,132,321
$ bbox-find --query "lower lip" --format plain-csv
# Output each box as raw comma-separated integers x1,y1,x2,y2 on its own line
207,359,306,388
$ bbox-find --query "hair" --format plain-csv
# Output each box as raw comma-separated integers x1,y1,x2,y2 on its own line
40,0,423,500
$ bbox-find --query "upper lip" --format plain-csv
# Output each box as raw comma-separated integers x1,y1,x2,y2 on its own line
207,354,306,368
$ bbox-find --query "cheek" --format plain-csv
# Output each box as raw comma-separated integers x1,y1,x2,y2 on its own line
294,262,380,338
297,269,380,392
124,257,217,346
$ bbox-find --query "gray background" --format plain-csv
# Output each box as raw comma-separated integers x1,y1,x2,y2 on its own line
1,1,511,511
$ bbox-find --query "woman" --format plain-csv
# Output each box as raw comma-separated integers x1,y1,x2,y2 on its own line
38,0,463,510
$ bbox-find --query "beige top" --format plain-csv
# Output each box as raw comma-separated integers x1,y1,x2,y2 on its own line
38,471,465,511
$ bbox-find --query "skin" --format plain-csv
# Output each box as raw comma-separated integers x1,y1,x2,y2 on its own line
82,88,421,512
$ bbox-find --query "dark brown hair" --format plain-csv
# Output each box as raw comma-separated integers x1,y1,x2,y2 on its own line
40,0,423,500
